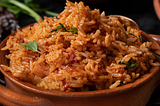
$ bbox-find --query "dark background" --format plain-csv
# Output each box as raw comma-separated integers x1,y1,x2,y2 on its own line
1,0,160,105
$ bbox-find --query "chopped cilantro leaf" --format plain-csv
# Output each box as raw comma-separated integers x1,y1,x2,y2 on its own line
67,28,78,34
126,31,137,37
130,63,138,68
19,40,41,53
51,23,78,34
117,60,123,64
117,58,138,69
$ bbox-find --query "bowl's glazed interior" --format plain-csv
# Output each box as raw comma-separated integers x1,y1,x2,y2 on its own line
0,25,160,106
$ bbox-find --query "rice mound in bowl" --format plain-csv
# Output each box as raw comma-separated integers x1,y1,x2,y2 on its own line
1,0,160,92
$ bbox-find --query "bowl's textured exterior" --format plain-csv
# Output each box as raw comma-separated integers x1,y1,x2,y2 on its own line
0,24,160,106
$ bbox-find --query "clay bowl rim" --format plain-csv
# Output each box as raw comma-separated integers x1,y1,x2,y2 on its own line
0,24,159,98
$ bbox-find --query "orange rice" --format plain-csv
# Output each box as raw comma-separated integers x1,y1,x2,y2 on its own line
1,0,160,92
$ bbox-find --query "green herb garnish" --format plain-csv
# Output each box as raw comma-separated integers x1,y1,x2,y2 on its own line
126,31,137,37
52,23,67,31
117,60,124,64
51,23,78,34
19,40,41,53
117,58,138,69
67,28,78,34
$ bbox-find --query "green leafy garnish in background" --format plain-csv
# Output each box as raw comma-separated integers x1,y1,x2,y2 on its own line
0,0,59,21
19,40,41,53
51,23,78,34
117,58,138,69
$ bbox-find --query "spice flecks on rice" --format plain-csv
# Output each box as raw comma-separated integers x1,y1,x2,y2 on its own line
1,0,160,92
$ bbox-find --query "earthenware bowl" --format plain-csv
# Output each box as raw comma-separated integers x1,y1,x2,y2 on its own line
0,24,160,106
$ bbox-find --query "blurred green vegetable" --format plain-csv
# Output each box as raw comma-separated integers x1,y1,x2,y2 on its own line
0,0,58,21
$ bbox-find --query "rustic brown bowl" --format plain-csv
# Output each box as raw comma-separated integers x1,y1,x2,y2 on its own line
0,25,160,106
